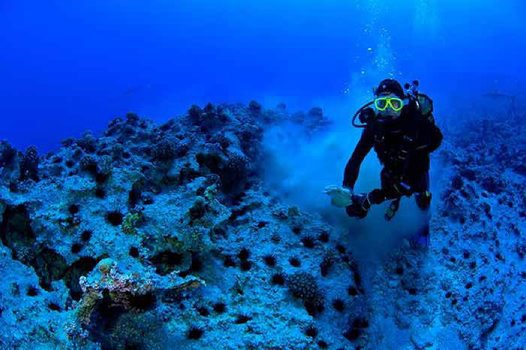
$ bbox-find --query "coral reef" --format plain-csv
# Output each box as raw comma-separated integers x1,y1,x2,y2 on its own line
0,102,340,349
0,101,524,349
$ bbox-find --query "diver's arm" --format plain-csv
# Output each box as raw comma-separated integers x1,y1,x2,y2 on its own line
426,121,443,152
343,127,374,189
414,117,443,153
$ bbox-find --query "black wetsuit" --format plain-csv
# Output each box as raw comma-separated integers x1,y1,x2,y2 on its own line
342,100,443,245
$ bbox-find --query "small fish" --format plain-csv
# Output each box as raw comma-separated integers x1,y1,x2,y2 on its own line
482,91,516,100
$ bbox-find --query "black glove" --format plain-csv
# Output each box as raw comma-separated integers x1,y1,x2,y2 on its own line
345,193,371,219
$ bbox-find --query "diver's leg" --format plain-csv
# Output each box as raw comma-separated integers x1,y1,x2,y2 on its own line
345,168,402,218
410,172,431,249
379,168,404,220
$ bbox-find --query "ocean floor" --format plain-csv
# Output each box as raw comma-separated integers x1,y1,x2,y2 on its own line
0,102,525,349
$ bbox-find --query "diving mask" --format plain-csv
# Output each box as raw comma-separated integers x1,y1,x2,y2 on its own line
374,97,404,112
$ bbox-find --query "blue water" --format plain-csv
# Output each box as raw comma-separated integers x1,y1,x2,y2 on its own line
2,2,526,349
1,0,524,151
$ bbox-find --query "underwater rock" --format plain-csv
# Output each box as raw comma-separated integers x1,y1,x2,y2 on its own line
76,132,98,154
248,100,262,113
152,137,181,162
74,258,201,320
196,146,251,193
19,146,39,182
67,258,203,347
0,141,17,171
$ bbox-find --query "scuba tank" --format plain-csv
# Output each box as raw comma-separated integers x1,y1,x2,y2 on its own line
351,80,435,128
404,80,435,124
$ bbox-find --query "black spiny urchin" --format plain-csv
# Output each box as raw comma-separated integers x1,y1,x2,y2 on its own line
332,298,345,312
224,255,236,268
317,340,328,348
26,286,39,296
271,273,285,286
335,244,346,254
238,248,250,261
263,254,277,267
234,314,252,324
240,260,252,271
80,230,92,242
196,306,209,317
347,286,359,296
129,246,139,258
106,210,123,226
186,326,204,340
68,204,80,215
305,325,318,338
318,231,330,243
71,243,82,254
213,302,226,314
289,256,301,267
343,317,369,342
301,235,316,249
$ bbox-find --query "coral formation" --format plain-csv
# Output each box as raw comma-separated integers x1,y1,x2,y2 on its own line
287,271,325,316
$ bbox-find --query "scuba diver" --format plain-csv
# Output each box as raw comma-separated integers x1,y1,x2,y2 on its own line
325,78,443,249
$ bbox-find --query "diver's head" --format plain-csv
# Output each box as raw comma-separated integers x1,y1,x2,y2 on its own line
373,79,406,121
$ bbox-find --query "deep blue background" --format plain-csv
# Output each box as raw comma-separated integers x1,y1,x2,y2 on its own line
1,0,524,152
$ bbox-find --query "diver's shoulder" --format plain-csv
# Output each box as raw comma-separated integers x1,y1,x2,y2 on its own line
405,99,435,125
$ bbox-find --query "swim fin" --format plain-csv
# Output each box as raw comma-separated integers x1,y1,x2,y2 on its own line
384,198,401,221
